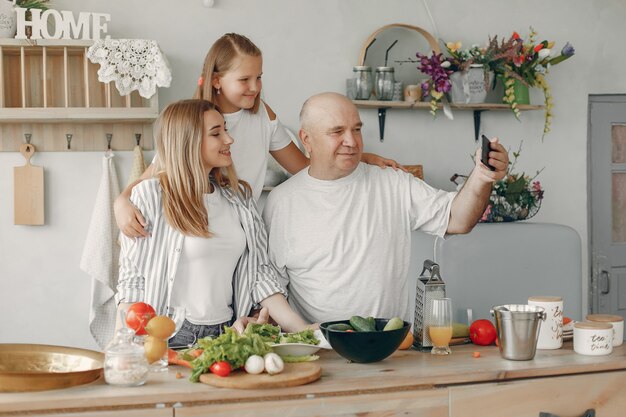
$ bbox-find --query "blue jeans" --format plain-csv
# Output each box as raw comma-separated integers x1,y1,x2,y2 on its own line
169,319,231,348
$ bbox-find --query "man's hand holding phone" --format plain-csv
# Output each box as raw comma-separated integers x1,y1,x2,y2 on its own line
481,134,496,171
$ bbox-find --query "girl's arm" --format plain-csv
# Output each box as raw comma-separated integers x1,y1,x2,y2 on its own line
361,152,407,171
114,164,155,238
269,142,309,174
259,293,315,332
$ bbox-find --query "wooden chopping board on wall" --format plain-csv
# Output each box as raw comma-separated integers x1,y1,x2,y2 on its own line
14,143,44,225
199,362,321,389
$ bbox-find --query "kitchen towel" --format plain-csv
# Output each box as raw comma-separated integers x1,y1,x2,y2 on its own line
80,152,121,349
126,144,145,187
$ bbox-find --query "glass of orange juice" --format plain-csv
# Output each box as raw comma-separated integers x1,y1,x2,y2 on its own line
428,298,452,355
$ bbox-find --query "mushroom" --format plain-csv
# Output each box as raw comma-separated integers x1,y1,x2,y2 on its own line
263,353,284,375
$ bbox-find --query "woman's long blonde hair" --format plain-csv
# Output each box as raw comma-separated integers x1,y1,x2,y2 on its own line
155,99,242,237
194,33,262,113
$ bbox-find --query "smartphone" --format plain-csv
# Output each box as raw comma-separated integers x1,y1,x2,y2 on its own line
481,135,496,171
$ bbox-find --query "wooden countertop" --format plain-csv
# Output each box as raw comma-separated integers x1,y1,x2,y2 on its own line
2,342,626,415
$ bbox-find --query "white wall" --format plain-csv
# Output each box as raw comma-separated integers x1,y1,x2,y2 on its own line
1,0,624,350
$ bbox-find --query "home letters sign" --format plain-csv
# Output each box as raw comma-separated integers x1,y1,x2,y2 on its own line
15,8,111,40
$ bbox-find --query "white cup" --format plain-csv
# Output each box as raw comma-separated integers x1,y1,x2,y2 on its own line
573,321,613,356
586,314,624,347
528,296,563,349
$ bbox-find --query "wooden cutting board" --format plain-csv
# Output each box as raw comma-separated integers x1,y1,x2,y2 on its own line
199,362,321,389
14,143,44,225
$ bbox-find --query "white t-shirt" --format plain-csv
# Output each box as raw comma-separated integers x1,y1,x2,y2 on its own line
170,190,246,325
152,102,292,201
262,163,457,324
225,103,292,200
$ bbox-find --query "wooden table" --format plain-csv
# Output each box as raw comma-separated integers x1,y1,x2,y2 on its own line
2,342,625,417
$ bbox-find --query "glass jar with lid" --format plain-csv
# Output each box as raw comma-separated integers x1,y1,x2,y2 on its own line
352,66,373,100
375,67,395,101
104,327,149,387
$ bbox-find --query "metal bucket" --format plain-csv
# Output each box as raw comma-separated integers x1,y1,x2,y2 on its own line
491,305,546,361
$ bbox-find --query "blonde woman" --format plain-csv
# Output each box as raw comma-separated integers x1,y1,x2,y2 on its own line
115,99,310,345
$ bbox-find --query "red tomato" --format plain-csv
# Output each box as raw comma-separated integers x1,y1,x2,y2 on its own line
125,302,156,336
210,361,232,377
469,319,497,346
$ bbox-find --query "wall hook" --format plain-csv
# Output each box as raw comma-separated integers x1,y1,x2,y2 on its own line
24,133,32,144
106,133,113,150
66,134,73,150
135,133,142,146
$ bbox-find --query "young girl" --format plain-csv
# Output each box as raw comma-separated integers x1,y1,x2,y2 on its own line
116,33,402,238
115,99,311,344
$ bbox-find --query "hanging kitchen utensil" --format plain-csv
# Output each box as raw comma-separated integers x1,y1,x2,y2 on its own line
14,141,44,225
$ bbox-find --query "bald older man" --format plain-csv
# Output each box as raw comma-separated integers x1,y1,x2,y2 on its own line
262,92,508,324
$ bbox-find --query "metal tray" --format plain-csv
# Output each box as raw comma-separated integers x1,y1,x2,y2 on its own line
0,344,104,392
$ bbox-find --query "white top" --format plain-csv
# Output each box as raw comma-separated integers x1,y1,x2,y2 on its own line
170,190,246,325
152,102,292,201
262,163,457,324
225,103,292,200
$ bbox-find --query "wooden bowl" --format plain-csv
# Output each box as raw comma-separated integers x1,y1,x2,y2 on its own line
0,344,104,392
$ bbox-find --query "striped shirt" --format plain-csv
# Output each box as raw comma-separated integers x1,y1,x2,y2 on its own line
115,178,286,318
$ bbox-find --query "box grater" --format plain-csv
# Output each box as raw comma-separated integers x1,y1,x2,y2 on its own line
413,260,446,349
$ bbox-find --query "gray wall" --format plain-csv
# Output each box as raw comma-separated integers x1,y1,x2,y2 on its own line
1,0,624,350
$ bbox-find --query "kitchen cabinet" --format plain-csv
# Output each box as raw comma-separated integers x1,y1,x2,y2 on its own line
2,343,625,417
0,39,157,152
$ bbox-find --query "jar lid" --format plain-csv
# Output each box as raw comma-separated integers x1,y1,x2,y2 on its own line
586,314,624,323
528,296,562,302
375,66,395,72
353,65,371,71
574,321,612,330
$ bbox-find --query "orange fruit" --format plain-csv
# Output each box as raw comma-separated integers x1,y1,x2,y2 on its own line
397,331,414,350
145,316,175,339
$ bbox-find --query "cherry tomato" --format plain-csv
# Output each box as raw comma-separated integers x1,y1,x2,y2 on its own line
469,319,497,346
210,361,232,377
125,302,156,336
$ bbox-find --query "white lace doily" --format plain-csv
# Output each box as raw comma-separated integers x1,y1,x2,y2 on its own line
87,39,172,99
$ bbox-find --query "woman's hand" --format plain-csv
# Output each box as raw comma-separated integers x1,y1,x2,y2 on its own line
114,196,149,238
232,307,270,334
361,152,407,172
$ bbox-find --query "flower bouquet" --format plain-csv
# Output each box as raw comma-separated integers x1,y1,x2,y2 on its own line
485,28,575,138
414,51,453,116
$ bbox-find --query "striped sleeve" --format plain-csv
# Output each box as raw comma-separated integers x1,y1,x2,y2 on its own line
115,181,158,305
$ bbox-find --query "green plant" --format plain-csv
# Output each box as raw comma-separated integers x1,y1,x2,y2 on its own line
15,0,50,10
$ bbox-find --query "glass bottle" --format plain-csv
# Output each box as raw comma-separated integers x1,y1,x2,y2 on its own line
352,66,373,100
375,67,395,101
104,328,149,387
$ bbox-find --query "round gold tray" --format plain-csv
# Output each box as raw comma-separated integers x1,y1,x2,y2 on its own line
0,344,104,392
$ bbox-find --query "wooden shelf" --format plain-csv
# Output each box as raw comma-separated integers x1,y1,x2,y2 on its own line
352,100,544,141
353,100,543,111
0,40,158,151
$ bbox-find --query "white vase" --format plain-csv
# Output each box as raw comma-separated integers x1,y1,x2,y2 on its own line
0,0,16,39
449,64,493,104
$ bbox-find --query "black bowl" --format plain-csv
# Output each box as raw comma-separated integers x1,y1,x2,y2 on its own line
319,318,410,363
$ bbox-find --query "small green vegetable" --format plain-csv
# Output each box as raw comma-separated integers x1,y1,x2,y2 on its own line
327,323,354,331
383,317,404,331
350,315,376,332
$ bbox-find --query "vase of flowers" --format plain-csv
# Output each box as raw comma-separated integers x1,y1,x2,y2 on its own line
485,28,575,138
444,42,494,104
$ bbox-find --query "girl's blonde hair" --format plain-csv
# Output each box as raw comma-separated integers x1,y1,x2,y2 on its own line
155,99,245,237
194,33,262,113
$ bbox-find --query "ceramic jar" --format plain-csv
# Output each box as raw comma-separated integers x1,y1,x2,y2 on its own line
573,321,613,356
528,296,563,349
586,314,624,347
